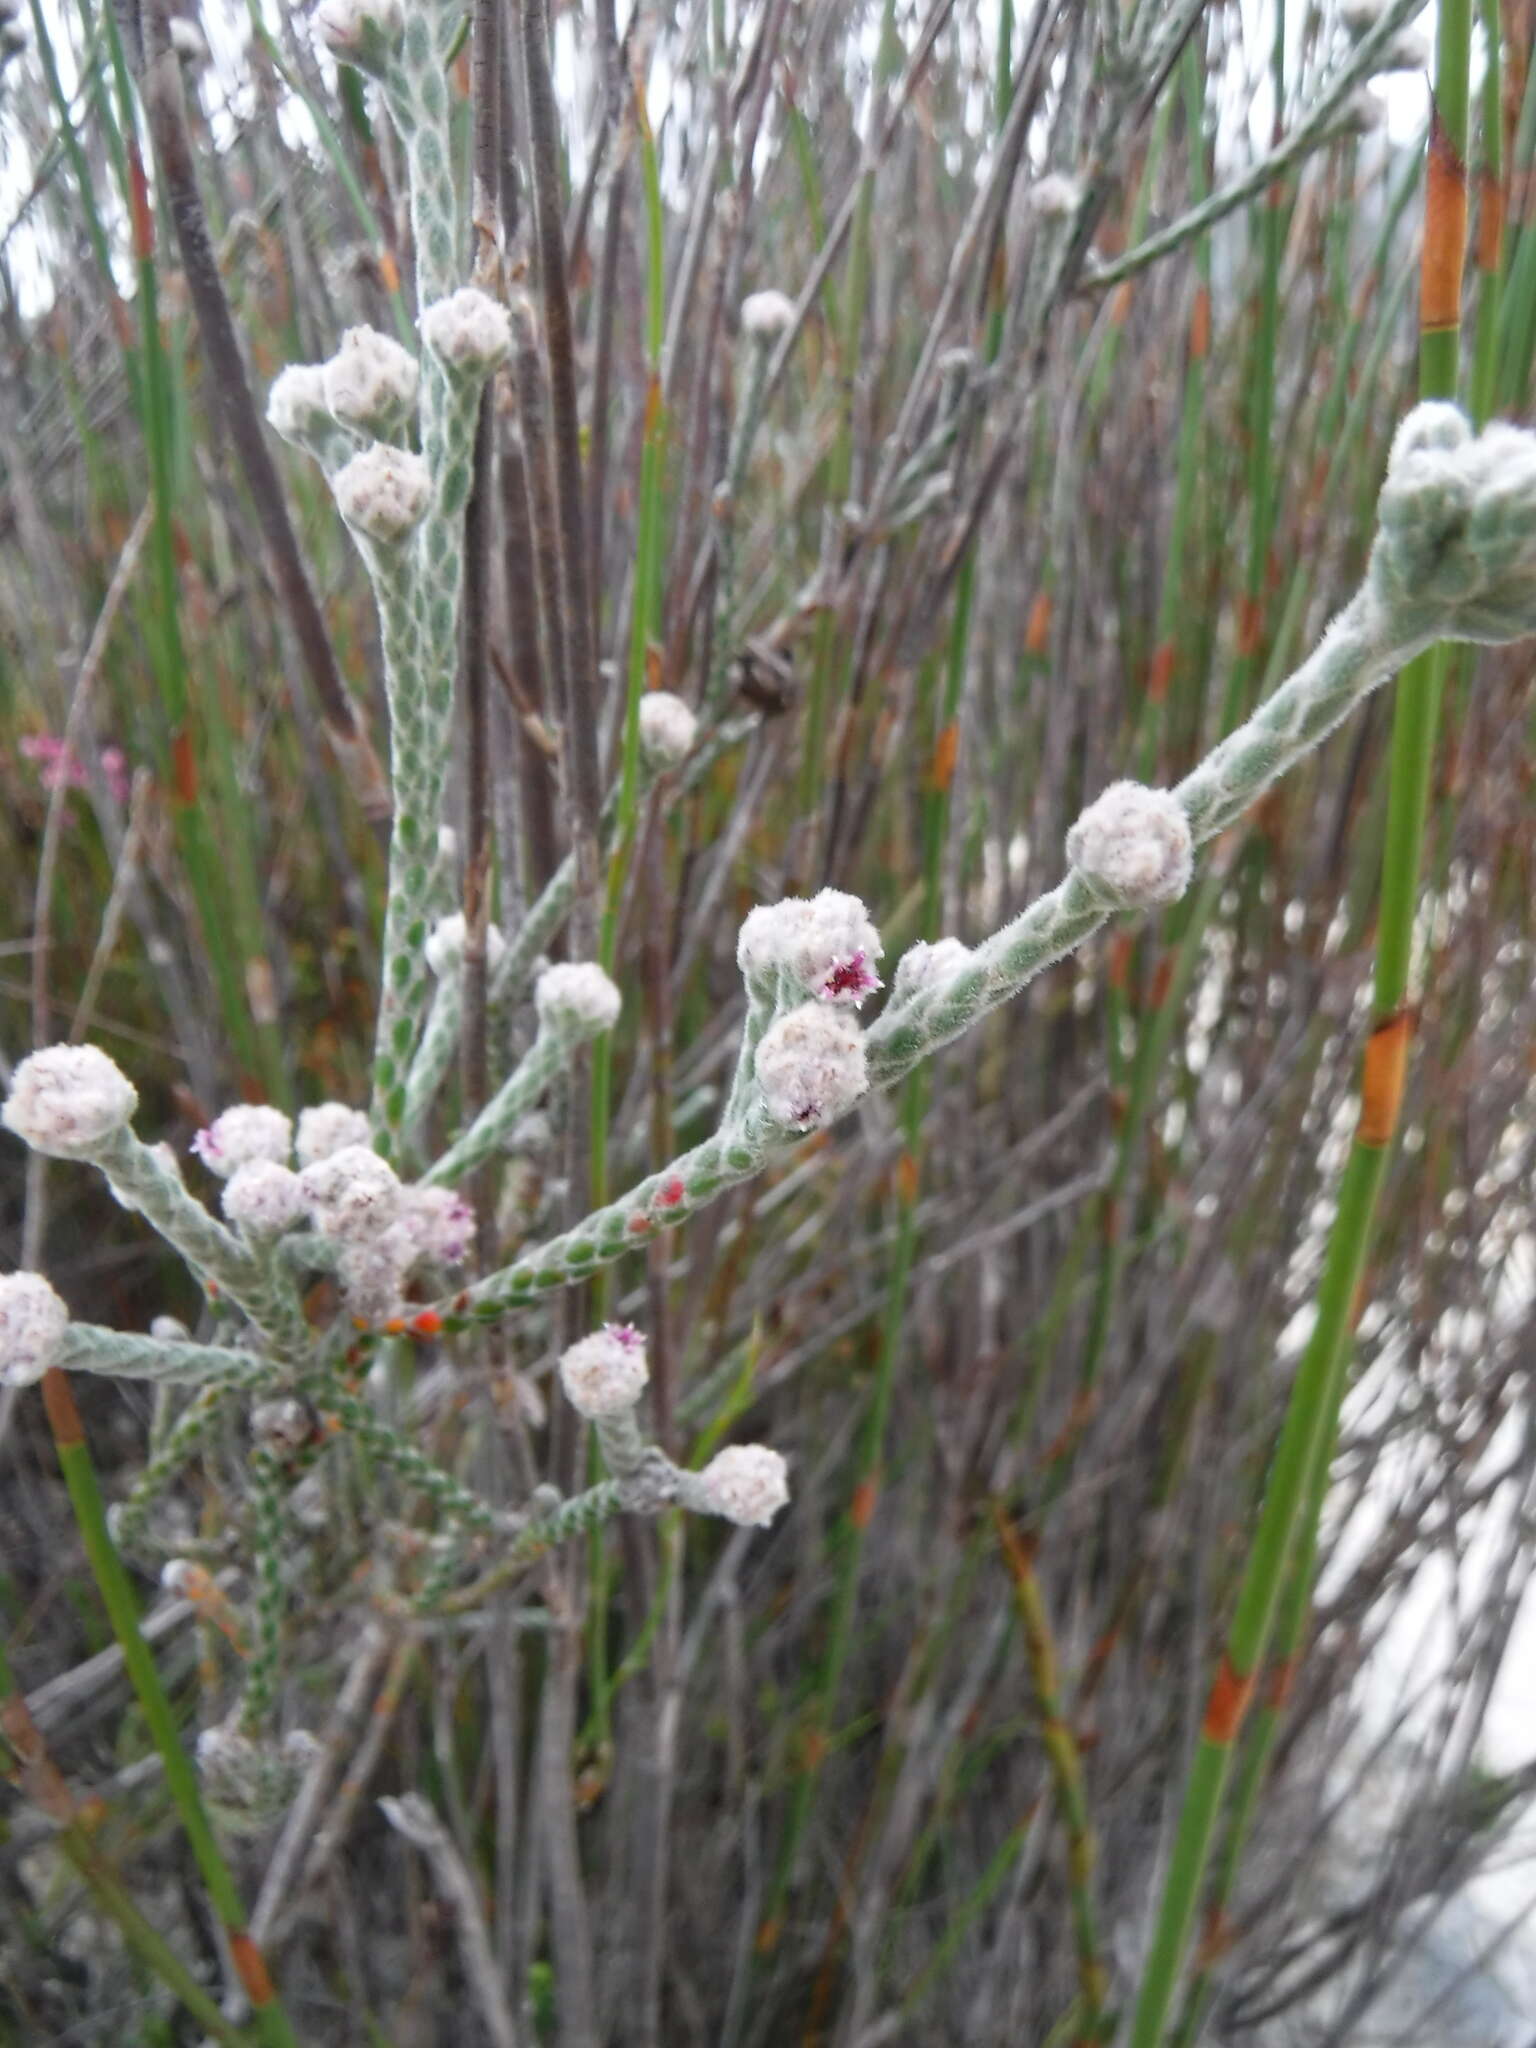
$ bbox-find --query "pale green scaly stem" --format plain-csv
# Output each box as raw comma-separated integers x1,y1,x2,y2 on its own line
402,970,464,1134
429,406,1536,1335
110,1387,233,1557
421,1029,573,1186
240,1445,286,1734
90,1128,310,1359
362,17,488,1148
302,1375,499,1537
59,1325,283,1389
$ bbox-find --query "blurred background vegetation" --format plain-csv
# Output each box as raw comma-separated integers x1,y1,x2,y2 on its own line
2,0,1536,2041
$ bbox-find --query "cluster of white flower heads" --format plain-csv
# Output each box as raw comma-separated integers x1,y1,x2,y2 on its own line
295,1101,373,1168
535,962,622,1039
737,890,884,1006
697,1444,790,1527
0,1271,70,1387
558,1324,649,1418
265,363,331,445
222,1160,308,1238
1369,403,1536,644
741,288,797,340
637,690,699,769
420,289,513,375
1065,782,1194,912
3,1044,138,1157
196,1724,320,1833
425,912,508,977
333,443,432,544
755,1004,870,1131
192,1104,293,1179
890,936,972,1005
323,326,419,433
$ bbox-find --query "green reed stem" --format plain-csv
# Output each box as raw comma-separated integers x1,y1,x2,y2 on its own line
38,1370,297,2045
1128,7,1473,2040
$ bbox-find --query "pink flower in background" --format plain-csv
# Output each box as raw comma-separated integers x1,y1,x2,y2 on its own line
19,732,130,805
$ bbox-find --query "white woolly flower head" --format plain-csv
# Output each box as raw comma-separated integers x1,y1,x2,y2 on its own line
1369,405,1536,644
161,1557,210,1599
295,1101,373,1168
313,0,402,69
421,288,513,376
333,443,431,544
323,326,419,434
697,1444,790,1527
1029,172,1082,219
3,1044,138,1157
755,1004,869,1132
299,1143,402,1240
196,1723,315,1834
535,962,622,1040
558,1323,648,1418
736,890,883,1006
168,17,208,63
400,1183,475,1265
637,690,698,769
150,1314,189,1341
1065,782,1193,911
0,1272,70,1386
741,289,796,340
251,1398,313,1452
424,913,507,977
192,1104,293,1179
222,1160,307,1238
336,1233,413,1322
266,364,331,446
890,936,972,1004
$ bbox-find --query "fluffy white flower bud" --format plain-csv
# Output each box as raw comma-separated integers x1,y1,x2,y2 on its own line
222,1160,307,1237
425,912,507,976
251,1398,313,1452
421,288,513,375
400,1184,474,1264
741,289,797,339
168,17,208,64
0,1271,70,1386
755,1004,869,1131
294,1102,373,1168
314,0,402,68
3,1044,138,1157
333,443,431,544
150,1314,190,1341
1029,173,1082,218
1065,782,1194,911
299,1143,402,1240
736,891,883,1005
161,1558,208,1598
336,1234,412,1322
558,1324,648,1418
535,962,622,1039
890,936,972,1003
637,691,698,769
323,326,419,434
266,364,331,445
697,1444,789,1527
192,1104,293,1179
